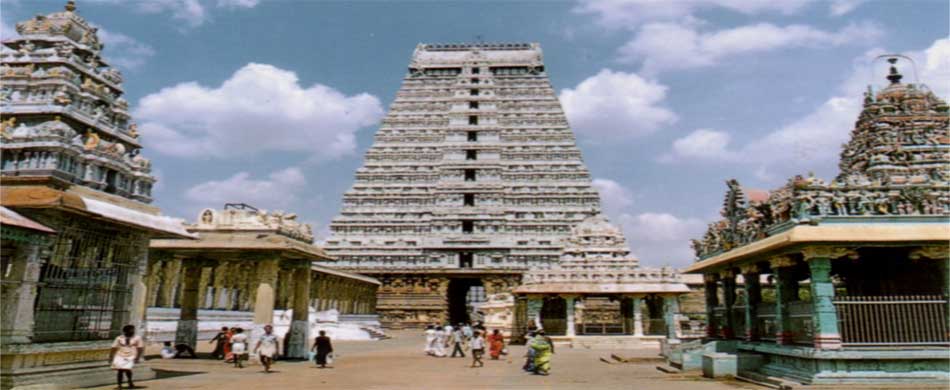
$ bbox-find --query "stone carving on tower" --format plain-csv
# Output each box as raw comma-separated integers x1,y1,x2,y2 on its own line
324,43,603,328
1,1,154,202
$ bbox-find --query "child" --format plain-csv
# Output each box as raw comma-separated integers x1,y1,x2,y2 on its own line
110,325,144,389
160,341,176,359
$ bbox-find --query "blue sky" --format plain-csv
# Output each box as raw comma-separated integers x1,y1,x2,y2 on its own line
3,0,948,267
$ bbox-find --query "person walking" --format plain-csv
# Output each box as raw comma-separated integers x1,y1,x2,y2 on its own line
487,329,505,360
110,324,144,390
209,326,230,359
254,324,280,373
522,331,536,372
230,328,249,368
461,323,473,341
424,325,436,356
530,330,554,375
432,325,447,357
311,330,333,368
469,330,485,368
450,326,466,358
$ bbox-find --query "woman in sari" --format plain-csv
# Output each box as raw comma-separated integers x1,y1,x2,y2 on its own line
487,329,505,360
530,330,553,375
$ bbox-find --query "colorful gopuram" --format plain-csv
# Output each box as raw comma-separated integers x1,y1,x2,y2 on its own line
683,58,949,385
0,2,193,388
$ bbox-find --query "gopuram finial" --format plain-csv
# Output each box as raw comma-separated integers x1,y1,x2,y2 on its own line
64,1,77,12
886,57,903,85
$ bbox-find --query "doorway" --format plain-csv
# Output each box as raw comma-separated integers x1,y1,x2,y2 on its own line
447,278,485,325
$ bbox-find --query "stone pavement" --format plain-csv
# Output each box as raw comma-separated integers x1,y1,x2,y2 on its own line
87,331,759,390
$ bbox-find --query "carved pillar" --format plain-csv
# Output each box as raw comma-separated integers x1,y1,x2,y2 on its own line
720,270,737,339
0,242,44,344
803,247,853,350
664,295,681,341
157,258,181,308
703,274,719,338
770,255,798,345
197,266,212,309
526,295,543,330
211,261,228,309
286,266,311,359
563,295,577,337
128,242,151,334
740,263,762,341
631,295,644,337
175,260,204,348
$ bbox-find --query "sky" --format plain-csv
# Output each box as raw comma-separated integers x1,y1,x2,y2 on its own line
2,0,948,267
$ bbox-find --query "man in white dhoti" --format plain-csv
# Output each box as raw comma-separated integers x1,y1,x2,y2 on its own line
432,326,447,357
424,325,437,355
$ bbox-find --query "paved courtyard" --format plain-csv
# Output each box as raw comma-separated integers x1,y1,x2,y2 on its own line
87,331,759,390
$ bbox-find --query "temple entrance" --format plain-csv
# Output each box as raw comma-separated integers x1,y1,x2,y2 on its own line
541,296,567,335
447,278,484,325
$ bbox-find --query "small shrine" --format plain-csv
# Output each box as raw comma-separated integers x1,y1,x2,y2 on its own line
498,214,690,346
682,58,949,385
148,204,381,359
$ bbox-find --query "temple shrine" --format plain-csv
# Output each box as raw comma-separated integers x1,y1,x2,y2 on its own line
147,204,381,359
0,2,193,388
680,58,950,385
504,214,690,346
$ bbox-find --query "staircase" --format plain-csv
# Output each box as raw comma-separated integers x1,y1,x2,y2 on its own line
360,326,390,340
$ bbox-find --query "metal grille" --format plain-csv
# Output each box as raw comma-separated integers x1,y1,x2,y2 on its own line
788,301,814,345
33,225,139,342
835,295,949,346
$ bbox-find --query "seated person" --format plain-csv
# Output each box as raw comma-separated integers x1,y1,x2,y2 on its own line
159,341,198,359
160,342,176,359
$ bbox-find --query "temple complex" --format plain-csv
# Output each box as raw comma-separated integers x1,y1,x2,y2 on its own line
506,214,690,345
681,58,950,385
324,43,604,329
0,2,193,388
148,204,381,358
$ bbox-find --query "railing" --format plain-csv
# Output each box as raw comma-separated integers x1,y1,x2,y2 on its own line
835,295,949,346
580,323,625,335
788,301,814,345
731,306,747,338
756,303,777,341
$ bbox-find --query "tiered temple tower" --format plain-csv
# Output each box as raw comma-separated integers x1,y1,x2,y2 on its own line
1,3,190,388
325,43,603,328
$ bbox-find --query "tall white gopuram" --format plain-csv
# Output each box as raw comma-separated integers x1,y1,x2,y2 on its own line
325,43,603,328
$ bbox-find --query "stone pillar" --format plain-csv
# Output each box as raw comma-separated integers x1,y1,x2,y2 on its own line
251,258,280,350
128,253,151,334
770,255,797,345
286,266,312,359
703,274,719,338
721,270,737,339
740,264,762,341
526,296,543,330
175,260,203,348
664,295,681,341
1,242,44,344
631,295,644,337
563,295,577,337
803,248,851,350
157,258,181,308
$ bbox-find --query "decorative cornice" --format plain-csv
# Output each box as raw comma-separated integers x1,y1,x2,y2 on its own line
909,246,949,260
801,247,858,261
739,263,761,275
768,255,798,269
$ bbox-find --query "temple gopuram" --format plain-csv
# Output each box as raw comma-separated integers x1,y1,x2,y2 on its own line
505,214,690,346
681,58,949,385
0,2,193,388
325,43,605,329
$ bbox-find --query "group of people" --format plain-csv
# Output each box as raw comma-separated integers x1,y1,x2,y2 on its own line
423,322,506,368
204,325,279,371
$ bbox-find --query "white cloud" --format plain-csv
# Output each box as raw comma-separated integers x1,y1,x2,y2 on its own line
592,178,635,216
665,38,950,179
94,27,155,70
620,21,883,74
574,0,813,30
560,69,677,139
617,212,706,266
185,167,307,210
662,128,735,162
829,0,866,16
217,0,260,8
135,63,384,160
